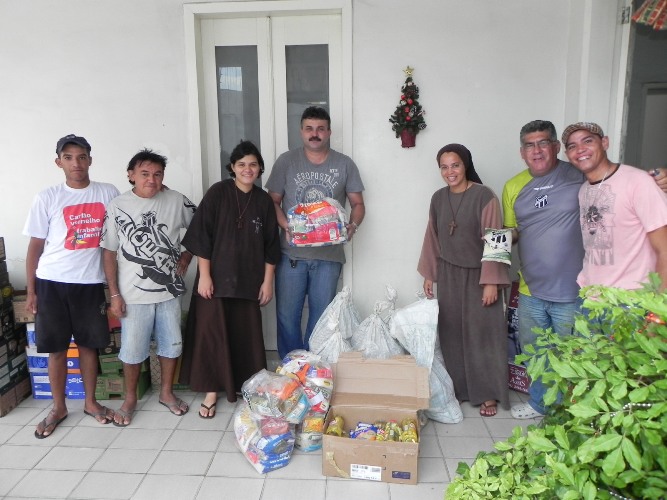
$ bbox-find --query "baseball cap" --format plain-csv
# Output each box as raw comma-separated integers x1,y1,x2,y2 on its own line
561,122,604,145
56,134,91,155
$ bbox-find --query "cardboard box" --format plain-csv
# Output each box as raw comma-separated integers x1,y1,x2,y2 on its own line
0,383,17,417
322,352,429,485
95,369,150,400
25,323,36,348
30,374,53,399
509,362,530,394
99,353,123,374
1,303,14,339
29,373,86,399
99,328,121,355
27,346,81,375
12,292,35,324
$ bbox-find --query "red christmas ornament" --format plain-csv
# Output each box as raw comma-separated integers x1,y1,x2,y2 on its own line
405,116,411,121
404,107,410,112
407,99,413,104
401,94,405,99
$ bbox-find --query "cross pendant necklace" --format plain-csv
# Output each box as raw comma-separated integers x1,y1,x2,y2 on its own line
235,186,253,229
448,220,457,235
447,182,470,236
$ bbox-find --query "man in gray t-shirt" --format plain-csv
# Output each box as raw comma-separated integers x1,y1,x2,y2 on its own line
265,106,365,358
502,120,584,420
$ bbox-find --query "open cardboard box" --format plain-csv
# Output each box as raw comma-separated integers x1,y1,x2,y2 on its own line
322,352,429,485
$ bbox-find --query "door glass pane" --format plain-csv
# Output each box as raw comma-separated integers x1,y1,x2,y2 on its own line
285,45,329,151
215,46,260,179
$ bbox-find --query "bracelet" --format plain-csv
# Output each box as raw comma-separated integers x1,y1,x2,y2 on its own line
110,293,121,298
351,221,359,231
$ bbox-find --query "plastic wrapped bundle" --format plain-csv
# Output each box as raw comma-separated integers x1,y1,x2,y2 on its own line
287,197,348,247
241,369,310,424
277,350,334,414
350,285,405,359
390,294,462,424
309,286,360,362
233,402,296,473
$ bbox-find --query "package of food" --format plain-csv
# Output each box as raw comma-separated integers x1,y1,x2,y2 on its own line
241,369,310,423
277,350,334,414
287,198,348,247
294,411,326,452
233,403,296,474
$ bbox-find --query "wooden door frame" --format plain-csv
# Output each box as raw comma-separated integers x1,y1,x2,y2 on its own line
183,0,353,202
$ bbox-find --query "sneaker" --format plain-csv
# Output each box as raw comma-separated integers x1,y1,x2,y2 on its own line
511,402,544,419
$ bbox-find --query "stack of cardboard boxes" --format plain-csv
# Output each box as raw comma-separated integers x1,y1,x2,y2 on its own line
0,237,32,417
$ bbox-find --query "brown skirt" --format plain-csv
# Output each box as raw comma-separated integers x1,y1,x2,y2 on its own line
179,295,267,402
437,260,509,409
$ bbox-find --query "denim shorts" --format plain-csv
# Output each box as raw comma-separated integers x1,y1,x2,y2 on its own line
119,297,183,364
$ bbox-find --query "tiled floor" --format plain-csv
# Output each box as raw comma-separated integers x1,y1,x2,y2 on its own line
0,387,540,499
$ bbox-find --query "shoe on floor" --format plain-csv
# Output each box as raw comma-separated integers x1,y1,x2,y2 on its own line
511,402,544,419
35,412,68,439
199,402,216,419
159,398,189,416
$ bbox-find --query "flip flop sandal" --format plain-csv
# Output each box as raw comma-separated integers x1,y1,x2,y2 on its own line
198,402,217,419
112,408,134,427
35,413,68,439
84,406,114,424
480,401,498,417
159,398,189,416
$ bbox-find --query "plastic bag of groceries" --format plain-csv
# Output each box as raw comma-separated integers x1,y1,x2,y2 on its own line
350,284,405,359
309,286,360,362
277,350,334,452
390,294,463,424
233,402,296,473
287,197,348,247
277,350,333,414
241,369,310,424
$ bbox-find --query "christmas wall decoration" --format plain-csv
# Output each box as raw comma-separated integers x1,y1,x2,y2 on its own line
389,66,426,148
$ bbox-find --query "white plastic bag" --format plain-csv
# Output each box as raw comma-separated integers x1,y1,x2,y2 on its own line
309,286,360,362
390,294,462,424
350,285,405,359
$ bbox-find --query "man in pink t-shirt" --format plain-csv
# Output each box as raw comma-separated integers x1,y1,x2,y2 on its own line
562,122,667,290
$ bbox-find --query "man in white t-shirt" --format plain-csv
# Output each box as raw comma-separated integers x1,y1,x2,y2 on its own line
24,134,120,438
101,149,195,427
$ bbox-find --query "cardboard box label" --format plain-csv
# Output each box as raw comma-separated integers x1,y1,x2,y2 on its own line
350,464,382,481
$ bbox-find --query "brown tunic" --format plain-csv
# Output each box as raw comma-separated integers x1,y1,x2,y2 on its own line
418,183,510,409
178,180,280,400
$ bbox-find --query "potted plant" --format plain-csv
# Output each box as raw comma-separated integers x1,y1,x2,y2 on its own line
446,274,667,499
389,67,426,148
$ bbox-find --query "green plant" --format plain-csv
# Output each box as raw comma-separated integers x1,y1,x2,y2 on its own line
446,274,667,499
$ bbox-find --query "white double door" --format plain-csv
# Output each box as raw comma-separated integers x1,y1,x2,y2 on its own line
199,14,343,350
200,14,343,188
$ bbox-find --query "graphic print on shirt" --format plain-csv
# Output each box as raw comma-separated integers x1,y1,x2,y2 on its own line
112,208,185,297
581,184,616,266
534,193,548,209
294,169,340,203
63,202,106,250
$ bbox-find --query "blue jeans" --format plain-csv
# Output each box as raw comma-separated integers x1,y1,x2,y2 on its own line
275,254,342,359
518,293,582,414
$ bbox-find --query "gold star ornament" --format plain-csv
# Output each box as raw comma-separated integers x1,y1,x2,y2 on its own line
403,66,414,77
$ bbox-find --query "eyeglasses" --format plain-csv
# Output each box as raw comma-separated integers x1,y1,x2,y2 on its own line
522,140,553,151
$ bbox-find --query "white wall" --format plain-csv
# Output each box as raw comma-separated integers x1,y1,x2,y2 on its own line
0,0,626,317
